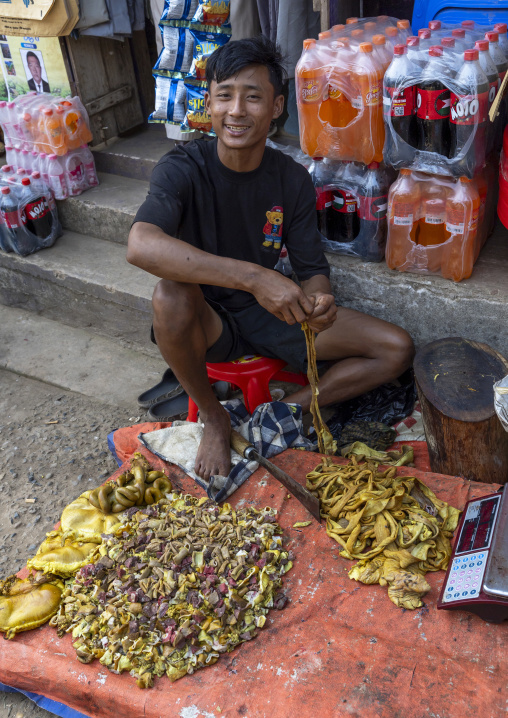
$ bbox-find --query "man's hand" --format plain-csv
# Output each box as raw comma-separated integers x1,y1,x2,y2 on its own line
252,270,315,325
305,291,337,333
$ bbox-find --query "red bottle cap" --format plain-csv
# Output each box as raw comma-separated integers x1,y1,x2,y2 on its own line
17,168,26,175
495,23,507,34
1,165,12,172
21,177,31,186
475,39,489,51
407,36,419,46
486,31,499,43
1,187,10,194
368,161,380,169
464,49,479,61
32,171,41,179
462,20,475,29
418,29,431,39
452,29,466,38
43,108,53,116
441,37,455,47
429,46,443,56
394,44,406,54
429,20,441,30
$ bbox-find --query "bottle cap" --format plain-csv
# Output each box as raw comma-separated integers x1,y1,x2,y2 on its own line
377,15,389,22
56,106,65,114
22,149,29,155
385,26,398,37
346,17,358,24
32,171,41,178
1,187,10,194
441,37,455,48
486,31,499,43
351,28,364,38
43,108,53,116
394,44,406,54
462,20,475,29
452,29,466,38
40,153,47,159
303,39,315,50
365,22,377,30
464,49,479,61
48,154,58,160
80,144,88,148
475,40,489,52
332,24,345,32
372,34,386,45
429,20,441,30
1,165,12,172
407,36,419,47
460,176,471,182
318,30,331,41
368,161,380,168
0,101,5,107
429,46,443,57
21,177,31,186
418,28,431,39
397,20,410,29
494,23,507,34
401,168,412,175
17,168,26,175
359,42,373,53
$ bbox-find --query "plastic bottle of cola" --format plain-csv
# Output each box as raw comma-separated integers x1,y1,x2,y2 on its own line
356,161,389,261
19,177,53,241
449,49,489,178
383,44,417,164
416,46,451,157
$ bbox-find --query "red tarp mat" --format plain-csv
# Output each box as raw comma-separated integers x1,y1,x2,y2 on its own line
1,439,506,718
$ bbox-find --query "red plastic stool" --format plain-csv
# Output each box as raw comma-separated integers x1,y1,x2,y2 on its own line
187,355,308,421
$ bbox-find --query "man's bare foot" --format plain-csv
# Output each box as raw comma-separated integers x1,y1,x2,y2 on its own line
194,405,232,481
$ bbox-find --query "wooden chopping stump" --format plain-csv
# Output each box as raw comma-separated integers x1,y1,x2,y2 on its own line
414,337,508,485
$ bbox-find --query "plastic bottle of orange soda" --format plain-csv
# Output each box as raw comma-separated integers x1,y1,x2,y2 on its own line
346,42,384,164
372,35,392,71
386,168,420,269
43,108,67,156
324,38,356,138
418,177,453,271
60,100,93,149
296,39,329,158
441,177,479,281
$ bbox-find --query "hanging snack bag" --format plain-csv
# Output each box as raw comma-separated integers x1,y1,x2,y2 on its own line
149,75,187,124
192,0,230,27
160,0,199,22
181,84,213,133
188,30,230,80
154,25,194,75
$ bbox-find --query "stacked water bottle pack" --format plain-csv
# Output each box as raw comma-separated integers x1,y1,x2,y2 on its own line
0,92,99,201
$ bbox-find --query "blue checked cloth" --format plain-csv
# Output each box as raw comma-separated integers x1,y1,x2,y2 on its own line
139,399,314,503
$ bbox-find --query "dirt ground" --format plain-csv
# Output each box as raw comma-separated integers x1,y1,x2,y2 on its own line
0,368,141,718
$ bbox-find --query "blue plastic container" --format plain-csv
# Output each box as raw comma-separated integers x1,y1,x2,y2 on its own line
412,0,508,34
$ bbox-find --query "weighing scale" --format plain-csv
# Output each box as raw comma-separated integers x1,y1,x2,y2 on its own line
437,485,508,623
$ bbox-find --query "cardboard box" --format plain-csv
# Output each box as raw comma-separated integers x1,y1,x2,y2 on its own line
0,35,71,100
0,0,79,37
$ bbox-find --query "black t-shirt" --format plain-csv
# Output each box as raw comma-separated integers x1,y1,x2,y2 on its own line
134,138,329,311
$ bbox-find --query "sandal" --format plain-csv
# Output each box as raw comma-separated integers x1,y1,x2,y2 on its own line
137,367,183,409
147,391,190,422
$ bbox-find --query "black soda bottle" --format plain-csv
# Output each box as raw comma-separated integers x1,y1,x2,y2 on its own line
383,44,417,165
356,161,389,261
330,161,361,243
20,177,53,241
416,46,451,156
449,49,489,178
0,186,26,253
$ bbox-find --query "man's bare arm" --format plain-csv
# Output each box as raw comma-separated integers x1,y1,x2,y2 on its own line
127,221,315,324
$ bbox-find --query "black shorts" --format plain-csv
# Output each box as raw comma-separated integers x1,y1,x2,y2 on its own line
151,299,310,373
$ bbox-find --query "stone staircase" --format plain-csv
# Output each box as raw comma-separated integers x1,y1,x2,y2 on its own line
0,123,507,408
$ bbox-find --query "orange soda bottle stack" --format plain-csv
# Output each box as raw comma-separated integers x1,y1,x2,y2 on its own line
441,176,479,281
296,39,328,158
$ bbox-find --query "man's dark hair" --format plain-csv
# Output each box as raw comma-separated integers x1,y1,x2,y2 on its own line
206,36,286,97
26,51,40,66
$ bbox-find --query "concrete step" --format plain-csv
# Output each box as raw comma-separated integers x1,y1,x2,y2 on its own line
328,222,508,355
0,305,167,409
0,230,159,356
56,172,149,245
92,124,173,182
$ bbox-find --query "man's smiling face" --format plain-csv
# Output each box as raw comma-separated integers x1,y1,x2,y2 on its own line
205,65,283,152
27,55,42,84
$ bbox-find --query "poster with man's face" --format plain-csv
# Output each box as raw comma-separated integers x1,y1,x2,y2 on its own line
21,48,50,93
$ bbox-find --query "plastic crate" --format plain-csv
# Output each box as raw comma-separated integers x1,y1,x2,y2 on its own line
412,0,508,34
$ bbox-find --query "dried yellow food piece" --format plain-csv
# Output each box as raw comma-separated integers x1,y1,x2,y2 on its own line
28,533,100,577
60,492,124,542
0,574,63,639
293,521,312,528
307,456,460,609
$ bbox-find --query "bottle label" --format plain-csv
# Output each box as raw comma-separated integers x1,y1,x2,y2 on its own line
331,189,357,213
469,206,479,231
1,208,25,228
300,76,328,104
446,221,464,234
424,213,445,224
351,95,363,110
315,185,333,210
24,196,50,222
450,91,489,124
384,85,416,117
366,80,382,107
358,194,388,220
393,213,413,226
416,87,451,119
489,80,498,105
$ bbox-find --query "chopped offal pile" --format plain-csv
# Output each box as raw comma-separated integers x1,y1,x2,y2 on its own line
307,456,461,609
51,492,293,687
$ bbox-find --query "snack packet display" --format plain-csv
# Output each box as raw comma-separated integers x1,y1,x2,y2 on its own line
154,25,194,75
188,29,230,80
192,0,230,27
160,0,199,22
385,168,490,281
309,157,391,261
181,83,213,133
149,75,187,123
